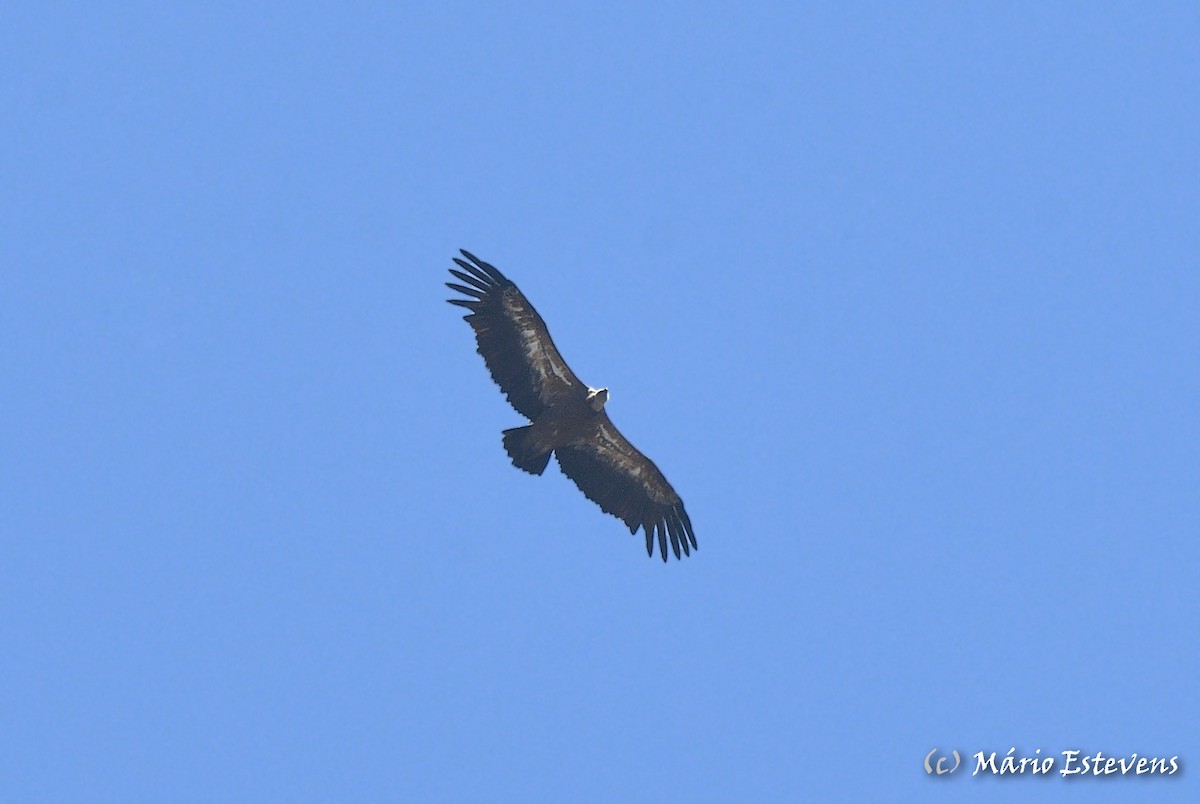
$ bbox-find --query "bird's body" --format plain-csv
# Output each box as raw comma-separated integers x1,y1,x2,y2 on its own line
504,389,605,475
446,250,696,561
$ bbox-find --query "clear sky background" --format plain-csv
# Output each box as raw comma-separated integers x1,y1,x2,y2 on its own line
4,3,1197,802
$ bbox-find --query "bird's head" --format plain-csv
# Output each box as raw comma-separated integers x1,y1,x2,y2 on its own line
586,387,609,411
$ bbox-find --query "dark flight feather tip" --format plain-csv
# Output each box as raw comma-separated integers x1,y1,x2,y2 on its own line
667,517,682,559
458,250,510,286
449,268,491,292
451,259,490,286
446,282,486,299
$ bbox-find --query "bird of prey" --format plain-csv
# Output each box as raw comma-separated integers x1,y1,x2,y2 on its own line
446,250,696,561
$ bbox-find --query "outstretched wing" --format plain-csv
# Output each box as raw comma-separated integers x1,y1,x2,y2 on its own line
446,250,586,420
555,412,697,562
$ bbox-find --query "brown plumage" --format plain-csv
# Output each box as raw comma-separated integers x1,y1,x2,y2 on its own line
446,250,697,561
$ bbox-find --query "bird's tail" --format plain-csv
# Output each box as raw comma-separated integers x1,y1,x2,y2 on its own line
502,426,552,475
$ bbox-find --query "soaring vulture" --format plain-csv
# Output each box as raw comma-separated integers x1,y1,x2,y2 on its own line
446,250,697,561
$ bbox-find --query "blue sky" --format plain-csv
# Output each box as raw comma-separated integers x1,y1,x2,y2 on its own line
4,2,1197,801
